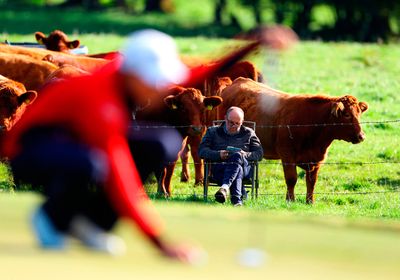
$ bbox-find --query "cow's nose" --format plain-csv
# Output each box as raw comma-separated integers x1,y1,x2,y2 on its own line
358,132,365,142
191,126,203,134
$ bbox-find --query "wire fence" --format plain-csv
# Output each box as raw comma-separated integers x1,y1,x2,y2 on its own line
129,118,400,129
138,118,400,200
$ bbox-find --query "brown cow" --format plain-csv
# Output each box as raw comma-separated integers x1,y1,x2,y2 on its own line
135,86,222,196
0,53,58,90
35,30,120,59
0,75,37,133
35,30,80,53
218,77,368,203
179,76,233,184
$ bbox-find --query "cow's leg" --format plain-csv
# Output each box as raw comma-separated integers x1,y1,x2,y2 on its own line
189,135,203,186
163,163,177,196
161,137,188,196
282,163,297,202
180,143,190,182
305,164,320,204
157,168,169,197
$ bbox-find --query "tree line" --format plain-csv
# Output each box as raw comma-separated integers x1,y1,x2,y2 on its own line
4,0,400,42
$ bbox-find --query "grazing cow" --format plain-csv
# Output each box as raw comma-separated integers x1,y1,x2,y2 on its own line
0,53,58,90
0,75,37,133
35,30,80,53
218,77,368,203
135,86,222,196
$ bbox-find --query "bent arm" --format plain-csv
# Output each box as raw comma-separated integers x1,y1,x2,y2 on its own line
105,134,165,245
198,128,221,161
245,132,264,161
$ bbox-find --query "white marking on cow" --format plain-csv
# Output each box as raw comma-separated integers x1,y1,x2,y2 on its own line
258,84,282,115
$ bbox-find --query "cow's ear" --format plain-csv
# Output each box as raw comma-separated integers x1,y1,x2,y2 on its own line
204,96,223,110
359,101,368,113
35,32,46,45
68,40,80,49
164,95,178,109
18,91,38,106
43,54,54,63
331,101,344,117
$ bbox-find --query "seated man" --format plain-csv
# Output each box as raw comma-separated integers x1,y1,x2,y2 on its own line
198,106,263,206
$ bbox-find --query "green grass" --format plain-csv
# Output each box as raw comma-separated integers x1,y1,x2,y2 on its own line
1,193,400,280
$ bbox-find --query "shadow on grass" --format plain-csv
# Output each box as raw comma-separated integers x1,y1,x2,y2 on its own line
0,6,242,37
148,192,214,204
377,177,400,190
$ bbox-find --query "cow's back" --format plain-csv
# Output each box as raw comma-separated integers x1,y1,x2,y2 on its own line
0,53,58,90
218,78,288,157
0,44,56,60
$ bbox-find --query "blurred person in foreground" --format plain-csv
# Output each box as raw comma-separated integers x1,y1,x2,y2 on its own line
198,107,263,206
1,29,200,261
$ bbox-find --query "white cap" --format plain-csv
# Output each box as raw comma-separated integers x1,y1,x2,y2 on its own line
120,29,189,88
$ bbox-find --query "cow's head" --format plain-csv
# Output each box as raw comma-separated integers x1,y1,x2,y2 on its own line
0,77,37,132
164,86,223,136
35,30,80,53
330,95,368,144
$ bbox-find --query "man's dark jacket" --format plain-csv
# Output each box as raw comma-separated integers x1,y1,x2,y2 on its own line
198,122,263,162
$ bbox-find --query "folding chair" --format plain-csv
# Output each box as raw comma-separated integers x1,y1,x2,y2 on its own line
203,120,260,201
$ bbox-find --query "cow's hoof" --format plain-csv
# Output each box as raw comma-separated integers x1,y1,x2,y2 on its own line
194,179,203,186
180,176,189,182
156,192,170,199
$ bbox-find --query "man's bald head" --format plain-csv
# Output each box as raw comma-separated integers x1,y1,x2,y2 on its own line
225,106,244,134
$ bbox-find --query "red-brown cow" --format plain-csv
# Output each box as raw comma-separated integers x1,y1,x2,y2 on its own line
0,53,58,90
0,75,37,133
179,76,233,184
35,30,120,59
218,77,368,203
35,30,80,53
135,86,222,196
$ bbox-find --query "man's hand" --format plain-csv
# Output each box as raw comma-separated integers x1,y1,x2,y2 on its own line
219,150,229,161
160,242,208,265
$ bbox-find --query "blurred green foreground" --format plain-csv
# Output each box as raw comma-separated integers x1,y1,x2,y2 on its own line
1,192,399,280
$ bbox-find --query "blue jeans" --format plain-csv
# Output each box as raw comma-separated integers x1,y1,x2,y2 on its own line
211,152,251,204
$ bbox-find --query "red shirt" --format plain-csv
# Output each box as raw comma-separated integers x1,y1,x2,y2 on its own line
3,61,164,239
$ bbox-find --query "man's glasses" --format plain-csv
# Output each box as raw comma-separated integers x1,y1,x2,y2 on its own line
226,119,242,127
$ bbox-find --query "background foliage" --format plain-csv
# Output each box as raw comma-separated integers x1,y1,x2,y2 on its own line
1,0,400,41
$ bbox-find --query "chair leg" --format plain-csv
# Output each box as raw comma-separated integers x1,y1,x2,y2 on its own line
203,163,209,201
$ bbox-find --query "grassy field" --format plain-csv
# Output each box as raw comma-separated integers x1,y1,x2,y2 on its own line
0,36,399,220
